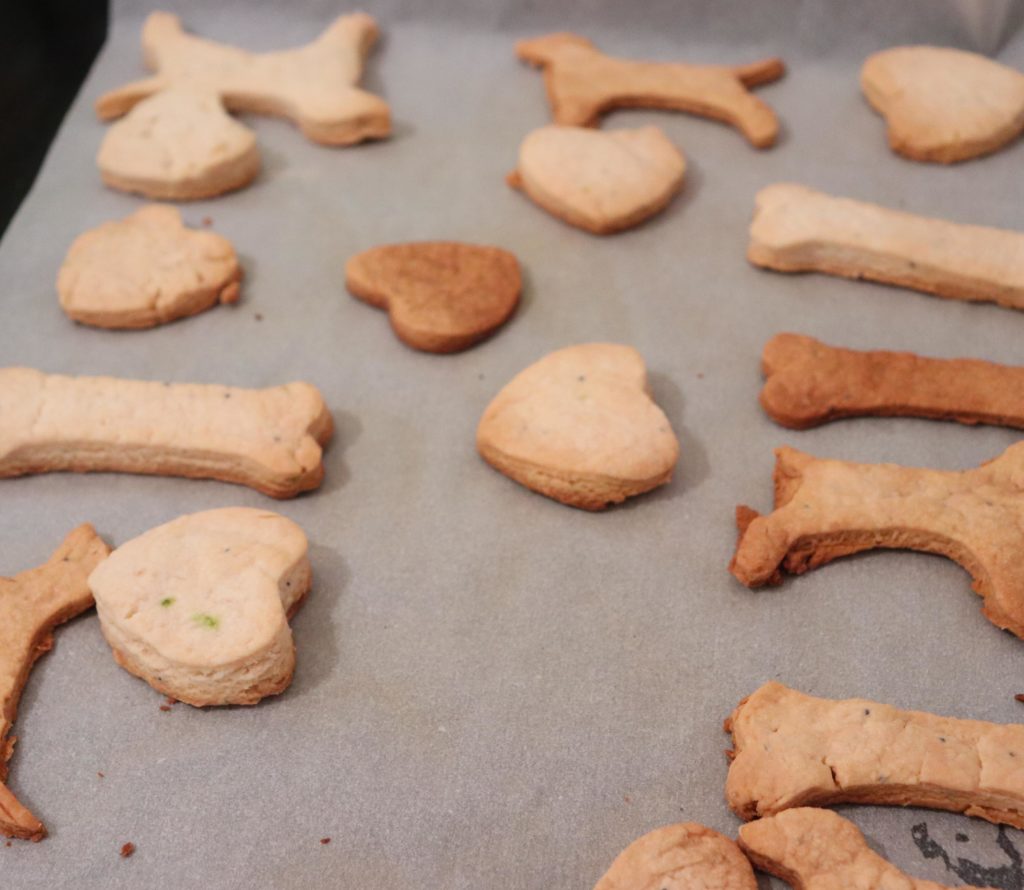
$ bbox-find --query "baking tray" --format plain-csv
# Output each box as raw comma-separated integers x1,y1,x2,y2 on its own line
2,1,1023,887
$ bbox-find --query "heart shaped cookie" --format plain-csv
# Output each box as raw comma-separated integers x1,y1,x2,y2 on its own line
97,87,260,200
508,125,685,235
58,205,242,329
477,344,679,510
89,508,311,707
345,242,521,353
862,46,1024,163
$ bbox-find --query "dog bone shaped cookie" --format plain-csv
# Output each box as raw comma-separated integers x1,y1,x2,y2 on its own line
517,33,785,147
749,183,1024,310
0,368,333,498
739,808,966,890
726,681,1024,827
89,508,310,707
760,333,1024,431
1,525,111,841
729,442,1024,638
345,242,521,352
862,46,1024,164
96,12,388,198
477,344,679,510
58,205,242,329
508,125,686,235
593,823,757,890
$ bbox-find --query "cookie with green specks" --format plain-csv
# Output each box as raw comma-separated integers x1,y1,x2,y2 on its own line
89,508,310,707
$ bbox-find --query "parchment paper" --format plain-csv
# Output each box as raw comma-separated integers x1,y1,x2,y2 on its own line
2,1,1023,887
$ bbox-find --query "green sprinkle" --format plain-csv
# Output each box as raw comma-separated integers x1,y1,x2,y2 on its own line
160,597,175,608
192,613,219,629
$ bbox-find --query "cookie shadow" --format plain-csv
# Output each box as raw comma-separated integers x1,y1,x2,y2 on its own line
237,251,257,295
288,541,349,698
318,409,363,495
620,370,710,508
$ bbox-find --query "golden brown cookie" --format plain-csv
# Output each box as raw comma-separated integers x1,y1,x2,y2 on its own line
508,125,685,235
759,333,1024,430
593,823,757,890
862,46,1024,163
345,242,521,353
1,526,111,841
517,33,784,147
739,808,964,890
748,184,1024,311
58,205,242,329
0,368,333,498
477,344,679,510
729,442,1024,638
726,682,1024,827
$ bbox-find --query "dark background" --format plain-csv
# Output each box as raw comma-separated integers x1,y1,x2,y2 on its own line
0,0,107,238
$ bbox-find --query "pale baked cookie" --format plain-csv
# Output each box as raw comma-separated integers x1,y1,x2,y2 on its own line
862,46,1024,163
345,242,521,353
98,87,260,200
517,33,785,147
760,333,1024,430
1,526,111,841
58,205,242,329
727,682,1024,828
96,12,389,198
739,808,960,890
509,125,685,235
477,344,679,510
0,367,333,498
729,442,1024,638
593,823,757,890
748,183,1024,310
89,509,309,707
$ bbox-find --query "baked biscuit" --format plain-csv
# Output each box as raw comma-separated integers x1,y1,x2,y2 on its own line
726,682,1024,828
748,184,1024,310
89,508,310,707
730,442,1024,638
0,368,333,498
1,526,111,841
58,205,242,329
862,46,1024,163
477,344,679,510
345,242,521,352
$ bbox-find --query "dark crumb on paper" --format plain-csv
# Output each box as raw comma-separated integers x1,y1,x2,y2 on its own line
477,373,484,380
120,842,135,858
159,705,172,712
97,772,105,779
165,696,177,705
6,840,12,847
956,832,969,842
623,794,632,804
202,216,213,227
254,313,264,321
697,372,704,379
1015,694,1024,703
320,837,331,845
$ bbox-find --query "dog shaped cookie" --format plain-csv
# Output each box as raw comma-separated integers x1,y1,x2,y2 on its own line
517,33,785,147
89,508,311,707
862,46,1024,163
477,344,679,510
96,12,389,198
